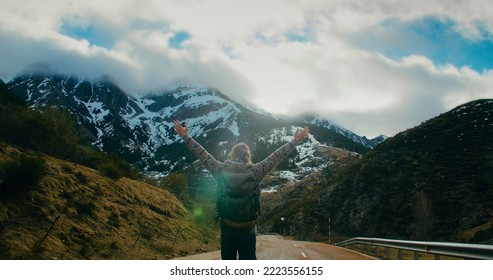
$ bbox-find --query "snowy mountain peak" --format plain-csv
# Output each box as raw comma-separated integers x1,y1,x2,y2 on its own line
296,113,385,149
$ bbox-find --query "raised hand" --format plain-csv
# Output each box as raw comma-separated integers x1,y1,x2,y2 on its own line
294,126,309,143
174,119,188,138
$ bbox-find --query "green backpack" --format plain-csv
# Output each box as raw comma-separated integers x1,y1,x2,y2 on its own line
217,163,260,223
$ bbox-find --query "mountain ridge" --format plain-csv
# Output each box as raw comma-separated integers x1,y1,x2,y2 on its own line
7,65,381,179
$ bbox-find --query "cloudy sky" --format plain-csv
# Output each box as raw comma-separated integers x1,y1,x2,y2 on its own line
1,0,493,137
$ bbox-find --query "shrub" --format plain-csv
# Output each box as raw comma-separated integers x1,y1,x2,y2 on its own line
0,154,46,198
160,173,189,202
99,162,125,180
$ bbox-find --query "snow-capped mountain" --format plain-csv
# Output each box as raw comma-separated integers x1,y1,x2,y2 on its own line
297,113,387,149
7,64,384,179
254,125,362,192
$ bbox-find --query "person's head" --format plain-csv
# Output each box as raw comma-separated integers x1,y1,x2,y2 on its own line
227,143,252,164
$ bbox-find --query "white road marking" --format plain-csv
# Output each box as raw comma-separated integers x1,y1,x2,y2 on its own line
301,252,307,258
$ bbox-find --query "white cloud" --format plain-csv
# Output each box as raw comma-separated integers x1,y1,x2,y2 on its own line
1,0,493,138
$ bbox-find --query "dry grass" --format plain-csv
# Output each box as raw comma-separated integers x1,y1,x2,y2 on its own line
0,141,219,259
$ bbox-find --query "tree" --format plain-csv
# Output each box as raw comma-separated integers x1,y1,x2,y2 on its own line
413,190,433,240
161,173,189,202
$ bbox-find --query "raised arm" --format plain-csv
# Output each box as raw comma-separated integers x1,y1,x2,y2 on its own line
174,120,222,177
252,126,309,180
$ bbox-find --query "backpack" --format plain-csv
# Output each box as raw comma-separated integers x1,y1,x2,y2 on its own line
217,163,260,223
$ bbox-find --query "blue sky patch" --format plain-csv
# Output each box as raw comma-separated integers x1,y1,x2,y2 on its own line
168,31,190,49
285,30,311,43
252,30,312,46
60,22,115,49
352,17,493,72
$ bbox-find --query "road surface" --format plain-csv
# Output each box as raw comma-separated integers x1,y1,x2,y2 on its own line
175,235,374,260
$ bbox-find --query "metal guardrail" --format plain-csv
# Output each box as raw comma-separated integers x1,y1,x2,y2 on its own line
335,237,493,260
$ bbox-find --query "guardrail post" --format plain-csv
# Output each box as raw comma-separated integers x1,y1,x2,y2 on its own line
414,251,419,260
398,249,403,260
386,247,391,260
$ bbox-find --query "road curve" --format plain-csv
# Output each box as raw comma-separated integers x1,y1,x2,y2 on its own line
175,235,374,260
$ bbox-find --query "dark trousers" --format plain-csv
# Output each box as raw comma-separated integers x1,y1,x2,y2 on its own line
220,224,257,260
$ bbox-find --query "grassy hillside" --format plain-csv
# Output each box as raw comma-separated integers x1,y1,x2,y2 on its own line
0,142,219,259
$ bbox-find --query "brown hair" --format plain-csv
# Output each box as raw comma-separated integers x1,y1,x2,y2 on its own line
227,143,252,164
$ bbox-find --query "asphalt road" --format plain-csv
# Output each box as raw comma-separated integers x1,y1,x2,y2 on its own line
175,235,374,260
